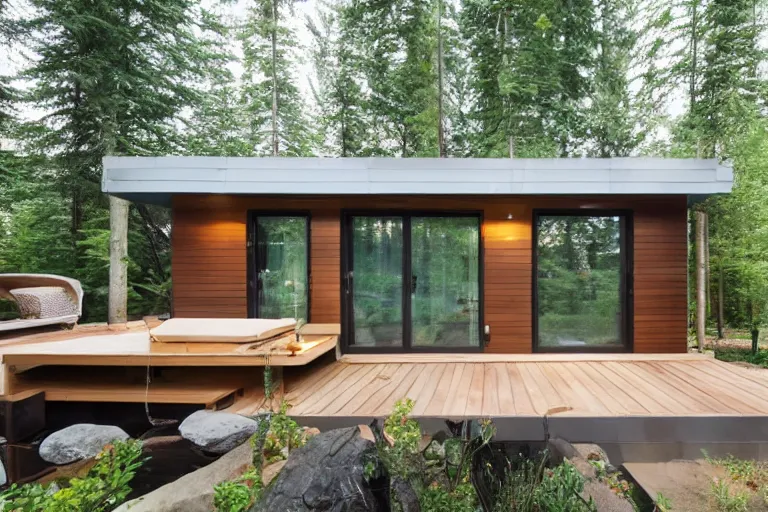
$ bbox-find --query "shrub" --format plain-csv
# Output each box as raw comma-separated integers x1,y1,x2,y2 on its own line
213,468,262,512
0,439,144,512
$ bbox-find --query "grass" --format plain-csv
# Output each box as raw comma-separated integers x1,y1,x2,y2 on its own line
713,347,768,367
706,454,768,511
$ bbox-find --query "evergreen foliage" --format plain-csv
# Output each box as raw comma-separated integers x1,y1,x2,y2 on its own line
0,0,767,332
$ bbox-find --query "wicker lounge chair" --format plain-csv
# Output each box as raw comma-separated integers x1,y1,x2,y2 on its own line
0,274,83,333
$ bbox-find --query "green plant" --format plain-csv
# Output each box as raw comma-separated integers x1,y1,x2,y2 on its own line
655,492,673,511
536,461,596,512
419,477,476,512
213,467,262,512
262,401,305,464
0,439,144,512
711,477,750,512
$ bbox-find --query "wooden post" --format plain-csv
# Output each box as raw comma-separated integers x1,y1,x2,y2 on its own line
695,210,707,351
108,195,130,325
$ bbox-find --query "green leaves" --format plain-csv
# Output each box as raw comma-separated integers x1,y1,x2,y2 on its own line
0,440,145,512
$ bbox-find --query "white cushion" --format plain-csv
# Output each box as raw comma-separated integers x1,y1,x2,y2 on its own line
150,318,296,343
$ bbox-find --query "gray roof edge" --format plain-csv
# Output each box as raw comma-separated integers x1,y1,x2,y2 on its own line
101,156,734,200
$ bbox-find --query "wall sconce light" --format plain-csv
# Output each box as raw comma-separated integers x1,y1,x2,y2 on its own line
506,213,514,220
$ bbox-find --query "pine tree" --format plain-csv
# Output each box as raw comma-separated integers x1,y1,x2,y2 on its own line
240,0,315,156
462,0,597,157
588,0,641,156
17,0,226,319
341,0,440,156
307,2,371,156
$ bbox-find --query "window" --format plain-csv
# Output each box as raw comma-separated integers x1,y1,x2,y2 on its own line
248,213,309,321
343,212,482,352
534,211,631,352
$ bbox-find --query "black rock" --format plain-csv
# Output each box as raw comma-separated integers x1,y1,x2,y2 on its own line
251,426,388,512
391,477,420,512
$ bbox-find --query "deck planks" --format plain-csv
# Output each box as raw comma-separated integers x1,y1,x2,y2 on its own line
285,356,768,420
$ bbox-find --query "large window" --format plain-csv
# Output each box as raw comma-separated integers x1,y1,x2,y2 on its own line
534,211,631,352
248,213,309,321
343,213,482,352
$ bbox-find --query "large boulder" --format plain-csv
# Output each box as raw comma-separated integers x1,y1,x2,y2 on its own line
114,441,252,512
179,410,259,454
251,426,387,512
39,424,129,465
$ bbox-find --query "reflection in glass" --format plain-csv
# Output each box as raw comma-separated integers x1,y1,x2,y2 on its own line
256,216,308,320
536,215,623,348
351,217,404,347
411,217,480,347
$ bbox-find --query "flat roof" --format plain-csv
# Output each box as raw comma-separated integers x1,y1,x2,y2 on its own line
102,156,733,206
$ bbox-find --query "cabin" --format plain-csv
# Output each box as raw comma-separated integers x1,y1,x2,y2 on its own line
6,156,768,476
103,156,733,355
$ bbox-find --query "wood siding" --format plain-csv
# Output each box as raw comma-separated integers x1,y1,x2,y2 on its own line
172,195,688,353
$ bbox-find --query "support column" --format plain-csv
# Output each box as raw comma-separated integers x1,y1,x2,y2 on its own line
108,196,130,325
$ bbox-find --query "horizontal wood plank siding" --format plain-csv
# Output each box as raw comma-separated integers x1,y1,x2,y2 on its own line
172,195,688,353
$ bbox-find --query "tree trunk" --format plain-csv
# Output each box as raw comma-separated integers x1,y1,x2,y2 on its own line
695,210,707,351
705,213,711,319
690,0,698,112
752,328,759,355
109,196,130,325
436,0,445,158
717,264,724,339
271,0,279,157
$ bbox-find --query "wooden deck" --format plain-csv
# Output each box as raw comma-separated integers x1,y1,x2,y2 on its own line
271,354,768,450
285,355,768,418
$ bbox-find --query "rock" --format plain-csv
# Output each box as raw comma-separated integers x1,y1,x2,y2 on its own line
418,434,432,453
424,440,445,461
582,481,634,512
179,410,259,454
303,427,321,439
39,424,129,465
547,437,596,479
391,476,420,512
114,441,252,512
251,426,387,512
262,460,286,486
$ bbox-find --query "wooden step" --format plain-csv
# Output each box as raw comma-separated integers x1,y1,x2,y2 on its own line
13,382,243,410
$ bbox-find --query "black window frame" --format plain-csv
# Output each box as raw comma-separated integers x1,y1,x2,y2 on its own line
532,209,633,353
246,210,311,321
341,210,485,354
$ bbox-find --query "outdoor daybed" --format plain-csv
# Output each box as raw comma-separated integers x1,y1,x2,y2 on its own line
0,274,83,333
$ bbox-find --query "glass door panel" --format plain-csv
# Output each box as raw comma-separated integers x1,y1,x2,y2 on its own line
350,216,404,347
535,214,626,350
255,216,308,321
411,217,480,347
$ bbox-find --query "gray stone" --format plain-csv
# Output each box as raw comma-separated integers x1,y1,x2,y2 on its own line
39,424,129,465
179,410,259,454
114,442,252,512
424,440,445,461
251,426,387,512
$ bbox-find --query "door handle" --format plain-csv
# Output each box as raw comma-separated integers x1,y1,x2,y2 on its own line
411,275,418,293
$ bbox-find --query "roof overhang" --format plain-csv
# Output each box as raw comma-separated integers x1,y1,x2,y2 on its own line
102,156,734,207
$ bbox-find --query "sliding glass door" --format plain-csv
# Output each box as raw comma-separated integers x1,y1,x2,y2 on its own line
344,213,482,352
534,211,631,352
249,213,309,321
